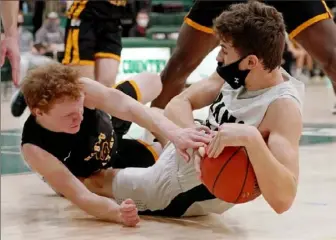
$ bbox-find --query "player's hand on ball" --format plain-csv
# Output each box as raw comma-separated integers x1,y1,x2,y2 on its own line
193,146,206,180
120,199,140,227
172,125,213,162
207,123,257,158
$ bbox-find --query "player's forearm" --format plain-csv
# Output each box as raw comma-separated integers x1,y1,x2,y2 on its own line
245,131,297,214
87,84,178,140
164,97,196,128
75,194,122,223
0,1,19,37
128,102,181,142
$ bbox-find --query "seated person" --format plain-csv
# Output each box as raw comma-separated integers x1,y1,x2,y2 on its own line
75,2,305,218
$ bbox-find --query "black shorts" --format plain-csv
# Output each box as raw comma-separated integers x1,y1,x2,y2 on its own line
112,138,158,169
185,0,333,39
113,80,158,168
113,80,142,136
62,1,124,66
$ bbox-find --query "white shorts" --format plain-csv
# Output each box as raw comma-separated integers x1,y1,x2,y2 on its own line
112,142,234,217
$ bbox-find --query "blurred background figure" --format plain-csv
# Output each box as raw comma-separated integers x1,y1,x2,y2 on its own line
286,39,313,83
129,9,150,37
10,12,55,117
35,11,65,55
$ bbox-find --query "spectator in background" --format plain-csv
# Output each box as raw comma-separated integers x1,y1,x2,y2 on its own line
35,12,65,53
18,13,54,82
129,9,149,37
10,12,54,117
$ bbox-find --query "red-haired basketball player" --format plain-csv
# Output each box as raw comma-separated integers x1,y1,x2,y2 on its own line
151,0,336,114
20,64,211,227
84,2,304,217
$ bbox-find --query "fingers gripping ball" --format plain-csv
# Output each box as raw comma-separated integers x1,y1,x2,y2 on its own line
201,146,261,204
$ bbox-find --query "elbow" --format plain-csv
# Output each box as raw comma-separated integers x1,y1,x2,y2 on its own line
266,179,298,214
273,199,293,214
144,72,162,97
134,72,162,101
273,175,298,214
166,93,186,109
164,95,183,117
271,194,296,214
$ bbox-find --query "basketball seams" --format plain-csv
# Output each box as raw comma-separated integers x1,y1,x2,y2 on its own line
212,147,243,196
234,147,250,203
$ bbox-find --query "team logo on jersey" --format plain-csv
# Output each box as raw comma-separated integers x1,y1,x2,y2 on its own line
109,0,127,6
206,92,244,130
84,132,115,165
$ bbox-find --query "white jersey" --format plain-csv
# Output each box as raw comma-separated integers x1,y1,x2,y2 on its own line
112,70,304,217
206,69,304,130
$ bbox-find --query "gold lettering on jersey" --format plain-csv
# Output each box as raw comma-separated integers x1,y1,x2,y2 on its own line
84,132,115,163
109,0,127,6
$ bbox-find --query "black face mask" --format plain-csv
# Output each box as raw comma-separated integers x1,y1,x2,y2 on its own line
216,57,251,89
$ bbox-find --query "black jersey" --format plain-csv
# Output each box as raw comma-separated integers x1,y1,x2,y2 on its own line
67,0,127,21
21,108,118,178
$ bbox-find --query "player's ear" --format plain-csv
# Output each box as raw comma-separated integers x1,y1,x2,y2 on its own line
33,108,43,117
246,55,258,70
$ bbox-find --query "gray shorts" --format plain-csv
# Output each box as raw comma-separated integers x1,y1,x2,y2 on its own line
112,142,234,217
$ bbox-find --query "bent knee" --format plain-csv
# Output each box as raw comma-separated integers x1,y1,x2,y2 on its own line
132,72,162,102
141,72,162,93
112,168,153,205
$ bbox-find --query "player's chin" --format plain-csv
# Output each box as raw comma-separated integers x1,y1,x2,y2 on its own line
66,125,81,134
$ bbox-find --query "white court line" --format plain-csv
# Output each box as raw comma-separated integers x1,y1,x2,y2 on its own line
1,172,33,177
1,150,21,155
302,128,336,137
1,145,20,149
0,132,21,137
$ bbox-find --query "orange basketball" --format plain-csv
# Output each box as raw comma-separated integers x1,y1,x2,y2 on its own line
201,146,261,204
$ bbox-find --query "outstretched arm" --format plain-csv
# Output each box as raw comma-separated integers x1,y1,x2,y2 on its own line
81,77,212,160
21,144,139,226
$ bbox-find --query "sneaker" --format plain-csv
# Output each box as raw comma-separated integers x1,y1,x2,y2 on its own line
10,90,27,117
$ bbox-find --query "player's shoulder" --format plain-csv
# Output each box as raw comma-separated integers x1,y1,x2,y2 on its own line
21,114,45,149
262,97,302,132
22,114,38,136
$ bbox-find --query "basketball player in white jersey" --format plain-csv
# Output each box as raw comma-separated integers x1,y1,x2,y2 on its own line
82,1,304,217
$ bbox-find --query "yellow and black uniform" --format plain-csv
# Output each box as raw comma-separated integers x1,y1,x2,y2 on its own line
21,81,157,179
185,0,333,39
62,0,127,66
